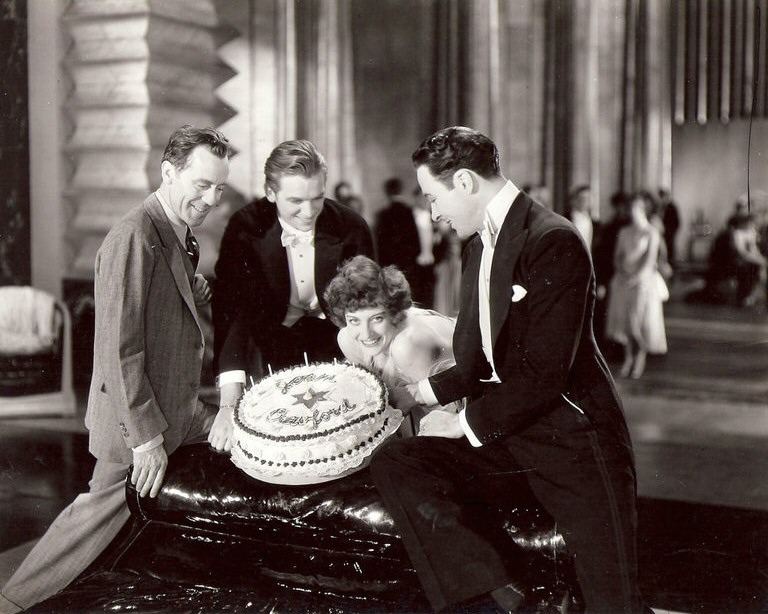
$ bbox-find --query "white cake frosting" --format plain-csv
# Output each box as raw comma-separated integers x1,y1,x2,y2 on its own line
231,361,402,485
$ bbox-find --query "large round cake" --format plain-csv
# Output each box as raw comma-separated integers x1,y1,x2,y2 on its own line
231,361,403,485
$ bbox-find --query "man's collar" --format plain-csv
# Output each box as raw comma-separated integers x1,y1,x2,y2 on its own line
277,217,315,237
154,190,187,244
481,181,520,243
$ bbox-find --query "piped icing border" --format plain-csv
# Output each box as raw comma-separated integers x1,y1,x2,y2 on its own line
233,361,389,443
233,415,396,469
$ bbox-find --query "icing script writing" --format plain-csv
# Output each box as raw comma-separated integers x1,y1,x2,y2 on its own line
267,398,358,430
276,372,335,394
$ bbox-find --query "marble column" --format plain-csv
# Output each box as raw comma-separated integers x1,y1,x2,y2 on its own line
63,0,237,278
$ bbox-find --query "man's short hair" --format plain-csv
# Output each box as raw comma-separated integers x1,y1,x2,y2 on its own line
162,125,232,170
264,140,328,194
411,126,500,185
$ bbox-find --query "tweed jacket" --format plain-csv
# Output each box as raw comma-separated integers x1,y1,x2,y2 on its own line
85,195,205,464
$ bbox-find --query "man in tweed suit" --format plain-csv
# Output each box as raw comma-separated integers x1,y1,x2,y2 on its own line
0,126,231,613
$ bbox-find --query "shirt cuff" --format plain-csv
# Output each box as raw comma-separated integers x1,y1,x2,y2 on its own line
417,378,439,407
459,409,483,447
217,370,246,387
133,434,164,453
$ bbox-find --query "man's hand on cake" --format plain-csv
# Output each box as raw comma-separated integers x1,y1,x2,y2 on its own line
208,405,235,452
192,274,212,306
418,410,464,439
132,445,168,498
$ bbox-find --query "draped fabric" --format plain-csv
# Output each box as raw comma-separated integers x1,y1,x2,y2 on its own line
296,0,360,202
620,0,673,193
673,0,768,125
227,1,358,201
433,0,673,211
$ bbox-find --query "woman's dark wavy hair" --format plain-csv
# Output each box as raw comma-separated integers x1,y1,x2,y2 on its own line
411,126,500,186
162,125,232,170
324,255,412,328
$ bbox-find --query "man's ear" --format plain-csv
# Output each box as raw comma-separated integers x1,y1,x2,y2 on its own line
265,185,276,203
160,160,176,184
452,169,474,193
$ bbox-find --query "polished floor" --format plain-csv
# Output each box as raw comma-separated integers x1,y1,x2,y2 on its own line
0,294,767,613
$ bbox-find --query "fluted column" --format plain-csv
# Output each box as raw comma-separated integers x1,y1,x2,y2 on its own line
216,0,297,200
63,0,236,277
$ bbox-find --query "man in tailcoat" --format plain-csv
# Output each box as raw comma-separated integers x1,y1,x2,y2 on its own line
208,139,374,452
370,127,652,614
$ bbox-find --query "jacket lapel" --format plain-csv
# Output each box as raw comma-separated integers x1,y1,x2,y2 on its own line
489,193,531,348
262,219,291,303
143,195,201,333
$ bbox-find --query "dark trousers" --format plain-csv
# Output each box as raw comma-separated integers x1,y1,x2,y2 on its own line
369,402,648,614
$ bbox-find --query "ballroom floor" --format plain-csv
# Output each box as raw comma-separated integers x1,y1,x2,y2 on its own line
0,295,767,614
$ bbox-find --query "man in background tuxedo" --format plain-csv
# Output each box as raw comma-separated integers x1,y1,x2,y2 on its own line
369,127,651,614
0,126,231,613
376,177,435,306
208,139,374,452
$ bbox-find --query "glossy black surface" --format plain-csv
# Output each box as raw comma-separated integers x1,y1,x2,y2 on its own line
21,443,580,613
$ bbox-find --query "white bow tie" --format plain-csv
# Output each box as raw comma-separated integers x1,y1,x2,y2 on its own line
281,230,314,248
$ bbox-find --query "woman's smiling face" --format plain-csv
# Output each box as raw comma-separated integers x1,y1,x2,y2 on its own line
344,306,398,360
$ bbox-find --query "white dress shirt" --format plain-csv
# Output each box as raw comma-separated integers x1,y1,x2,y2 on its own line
419,181,519,447
278,219,324,327
217,218,323,389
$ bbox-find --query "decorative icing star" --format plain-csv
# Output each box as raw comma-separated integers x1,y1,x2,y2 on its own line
292,387,328,409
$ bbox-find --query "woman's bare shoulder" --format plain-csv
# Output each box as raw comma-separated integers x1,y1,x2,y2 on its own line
392,315,449,358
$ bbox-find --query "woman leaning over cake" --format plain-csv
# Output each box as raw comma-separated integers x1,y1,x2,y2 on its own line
324,255,461,436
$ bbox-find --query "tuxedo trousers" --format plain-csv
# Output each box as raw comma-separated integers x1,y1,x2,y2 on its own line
369,401,647,614
1,403,216,610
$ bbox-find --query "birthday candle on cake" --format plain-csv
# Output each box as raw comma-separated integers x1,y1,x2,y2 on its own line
304,352,309,366
268,364,273,376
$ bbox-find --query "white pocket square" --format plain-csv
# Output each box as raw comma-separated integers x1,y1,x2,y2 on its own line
511,285,528,302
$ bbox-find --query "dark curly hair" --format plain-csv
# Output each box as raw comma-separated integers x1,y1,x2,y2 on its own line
324,256,412,328
411,126,500,186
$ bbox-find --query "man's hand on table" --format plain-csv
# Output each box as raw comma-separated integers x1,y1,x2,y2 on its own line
132,445,168,498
